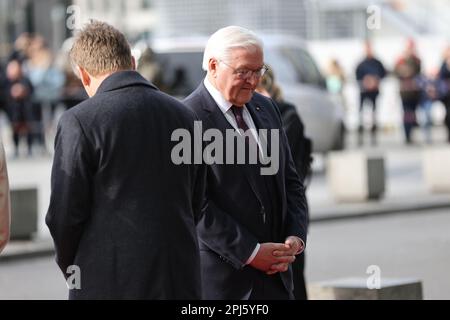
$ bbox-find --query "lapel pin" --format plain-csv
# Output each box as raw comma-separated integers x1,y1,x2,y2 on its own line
256,106,261,111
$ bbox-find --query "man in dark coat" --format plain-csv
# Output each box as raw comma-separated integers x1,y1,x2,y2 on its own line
394,39,422,144
46,21,205,300
355,41,386,146
183,26,308,300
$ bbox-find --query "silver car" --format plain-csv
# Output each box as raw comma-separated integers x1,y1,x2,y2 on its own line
133,35,345,152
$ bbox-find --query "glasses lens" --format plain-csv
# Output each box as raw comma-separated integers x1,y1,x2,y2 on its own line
260,66,268,77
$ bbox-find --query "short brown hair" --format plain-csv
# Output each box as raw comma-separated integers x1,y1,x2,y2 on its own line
70,21,133,77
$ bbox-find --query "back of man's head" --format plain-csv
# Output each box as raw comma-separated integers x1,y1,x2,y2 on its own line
202,26,263,71
70,21,133,77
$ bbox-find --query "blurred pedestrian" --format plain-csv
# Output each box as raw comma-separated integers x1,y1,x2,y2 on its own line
0,140,11,254
326,58,347,109
7,33,32,64
256,67,312,300
46,21,205,299
56,50,88,111
417,69,446,144
5,59,34,157
24,35,65,153
183,26,308,300
438,46,450,143
394,38,422,144
137,47,164,89
355,41,387,146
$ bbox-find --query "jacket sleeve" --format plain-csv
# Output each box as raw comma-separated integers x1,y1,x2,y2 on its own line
196,182,260,270
0,142,11,254
45,112,95,276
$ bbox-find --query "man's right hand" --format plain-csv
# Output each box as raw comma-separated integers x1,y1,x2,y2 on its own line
249,243,296,273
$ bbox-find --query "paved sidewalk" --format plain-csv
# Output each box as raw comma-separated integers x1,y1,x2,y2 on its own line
1,126,450,261
308,126,450,221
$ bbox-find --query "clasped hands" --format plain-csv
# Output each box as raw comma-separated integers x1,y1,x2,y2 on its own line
250,236,304,275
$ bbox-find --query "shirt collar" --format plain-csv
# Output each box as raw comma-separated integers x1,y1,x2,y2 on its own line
203,77,233,114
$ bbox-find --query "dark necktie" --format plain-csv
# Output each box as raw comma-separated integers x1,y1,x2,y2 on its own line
231,105,259,157
231,105,249,132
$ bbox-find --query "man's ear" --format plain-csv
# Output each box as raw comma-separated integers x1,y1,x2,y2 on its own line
77,66,91,87
131,56,136,71
209,58,218,78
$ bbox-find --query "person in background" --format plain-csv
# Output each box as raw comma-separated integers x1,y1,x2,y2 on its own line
0,140,11,254
355,41,386,146
326,58,347,109
417,68,446,144
438,46,450,143
137,47,164,90
24,35,65,153
5,59,34,157
256,67,312,300
56,50,89,111
394,38,422,144
8,33,31,64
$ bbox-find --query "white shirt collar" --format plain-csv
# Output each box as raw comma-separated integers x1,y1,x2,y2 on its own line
203,77,233,114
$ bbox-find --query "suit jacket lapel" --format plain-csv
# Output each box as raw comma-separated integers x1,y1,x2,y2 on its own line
198,83,234,130
246,99,284,210
246,99,273,157
197,85,266,205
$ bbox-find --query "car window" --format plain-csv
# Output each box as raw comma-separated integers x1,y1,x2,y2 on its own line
150,45,324,98
154,51,205,97
282,47,324,87
264,48,300,84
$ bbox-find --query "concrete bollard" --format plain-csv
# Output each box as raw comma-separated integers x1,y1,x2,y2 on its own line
10,187,38,240
423,147,450,193
327,151,385,202
308,278,423,300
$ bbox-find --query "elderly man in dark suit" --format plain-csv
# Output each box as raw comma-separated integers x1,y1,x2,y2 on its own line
46,21,205,299
183,26,308,300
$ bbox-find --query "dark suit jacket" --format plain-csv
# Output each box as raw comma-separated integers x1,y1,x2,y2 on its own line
46,71,205,300
183,83,308,299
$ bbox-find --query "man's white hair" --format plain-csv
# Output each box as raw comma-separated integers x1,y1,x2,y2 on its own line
202,26,263,71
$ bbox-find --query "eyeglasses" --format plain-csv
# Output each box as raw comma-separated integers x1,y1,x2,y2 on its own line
219,60,269,80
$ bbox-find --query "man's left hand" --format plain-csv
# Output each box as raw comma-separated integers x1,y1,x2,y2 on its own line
266,236,305,275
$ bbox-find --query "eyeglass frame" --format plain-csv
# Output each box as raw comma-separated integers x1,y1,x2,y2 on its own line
218,59,269,80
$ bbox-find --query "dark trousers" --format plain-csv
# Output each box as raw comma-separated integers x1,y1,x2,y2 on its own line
249,271,293,300
401,97,419,143
359,92,379,145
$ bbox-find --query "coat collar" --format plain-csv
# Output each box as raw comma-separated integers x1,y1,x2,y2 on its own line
96,70,158,94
